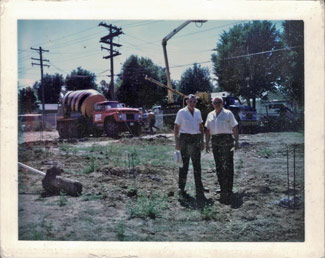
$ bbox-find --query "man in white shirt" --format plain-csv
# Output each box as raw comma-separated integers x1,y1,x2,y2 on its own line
174,94,206,204
205,97,239,205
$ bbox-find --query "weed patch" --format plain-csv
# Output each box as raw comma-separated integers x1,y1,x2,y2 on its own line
117,220,125,241
58,191,68,207
126,192,167,219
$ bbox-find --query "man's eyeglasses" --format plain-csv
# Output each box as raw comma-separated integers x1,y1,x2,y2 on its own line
213,101,222,104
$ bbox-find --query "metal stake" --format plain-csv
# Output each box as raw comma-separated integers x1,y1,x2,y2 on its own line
293,147,296,208
287,145,290,202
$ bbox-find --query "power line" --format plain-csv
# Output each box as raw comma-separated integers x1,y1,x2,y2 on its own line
219,45,302,61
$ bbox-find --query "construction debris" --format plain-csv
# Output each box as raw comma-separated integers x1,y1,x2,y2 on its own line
18,162,82,197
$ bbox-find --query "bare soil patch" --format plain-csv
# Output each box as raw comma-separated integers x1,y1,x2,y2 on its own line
18,130,304,241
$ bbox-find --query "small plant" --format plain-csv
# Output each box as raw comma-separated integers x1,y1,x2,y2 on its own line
126,192,167,219
200,206,222,221
58,143,70,154
81,192,104,201
261,147,272,158
236,158,244,169
81,155,97,174
58,191,68,207
117,220,125,241
31,230,45,240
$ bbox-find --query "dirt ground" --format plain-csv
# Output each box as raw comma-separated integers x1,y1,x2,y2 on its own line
18,130,304,241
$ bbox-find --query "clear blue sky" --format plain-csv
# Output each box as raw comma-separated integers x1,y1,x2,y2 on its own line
18,20,283,89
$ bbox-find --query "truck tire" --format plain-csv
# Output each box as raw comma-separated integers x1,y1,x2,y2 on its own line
131,124,141,137
57,122,68,139
104,118,118,138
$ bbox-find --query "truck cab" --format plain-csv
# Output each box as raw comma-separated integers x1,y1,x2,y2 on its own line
93,101,142,137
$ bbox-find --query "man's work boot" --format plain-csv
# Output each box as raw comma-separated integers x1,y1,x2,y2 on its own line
178,189,190,200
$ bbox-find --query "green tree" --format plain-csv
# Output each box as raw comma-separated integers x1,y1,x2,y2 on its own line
212,21,282,108
178,63,213,95
33,73,64,104
279,20,304,106
99,80,110,99
18,87,39,113
116,55,167,108
65,67,97,91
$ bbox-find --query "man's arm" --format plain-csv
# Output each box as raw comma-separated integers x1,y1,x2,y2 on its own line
232,125,239,150
174,124,180,150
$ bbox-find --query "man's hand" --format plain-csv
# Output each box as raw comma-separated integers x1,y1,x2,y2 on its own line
235,141,239,150
200,141,205,151
175,142,180,151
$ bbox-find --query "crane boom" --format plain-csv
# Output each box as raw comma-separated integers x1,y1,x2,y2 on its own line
145,75,187,98
161,20,207,103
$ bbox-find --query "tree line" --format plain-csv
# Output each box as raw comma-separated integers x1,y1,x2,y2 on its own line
19,20,303,113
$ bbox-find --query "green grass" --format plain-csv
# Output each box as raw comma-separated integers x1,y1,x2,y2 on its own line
260,147,272,158
58,191,68,207
76,142,176,169
117,220,125,241
236,158,244,169
126,191,168,219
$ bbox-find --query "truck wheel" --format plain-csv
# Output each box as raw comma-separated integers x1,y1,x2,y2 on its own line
58,123,68,139
104,119,118,138
93,128,103,137
131,124,141,137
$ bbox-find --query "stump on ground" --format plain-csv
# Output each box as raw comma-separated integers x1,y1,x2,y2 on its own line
42,166,83,197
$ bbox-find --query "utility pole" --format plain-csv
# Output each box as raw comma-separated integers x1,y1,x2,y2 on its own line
31,46,50,130
99,22,123,100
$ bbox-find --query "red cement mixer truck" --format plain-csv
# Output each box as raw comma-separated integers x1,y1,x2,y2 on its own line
57,89,142,139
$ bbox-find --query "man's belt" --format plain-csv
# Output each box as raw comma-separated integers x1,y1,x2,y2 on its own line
180,133,201,136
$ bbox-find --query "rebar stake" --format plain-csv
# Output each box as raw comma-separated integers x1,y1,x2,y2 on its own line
293,147,296,208
287,145,290,202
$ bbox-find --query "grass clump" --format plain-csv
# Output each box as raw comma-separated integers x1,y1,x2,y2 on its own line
117,220,126,241
260,147,272,158
58,191,68,207
81,155,98,174
200,205,222,221
126,192,167,220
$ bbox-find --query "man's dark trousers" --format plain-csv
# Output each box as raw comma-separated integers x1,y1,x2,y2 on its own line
179,133,204,197
211,134,234,202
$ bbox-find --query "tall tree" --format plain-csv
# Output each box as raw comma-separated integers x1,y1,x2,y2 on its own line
116,55,167,108
18,87,39,113
99,80,110,99
178,63,213,95
33,73,64,104
65,67,97,91
212,21,282,108
279,20,304,106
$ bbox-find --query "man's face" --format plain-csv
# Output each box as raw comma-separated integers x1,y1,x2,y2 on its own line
212,98,223,110
187,98,197,110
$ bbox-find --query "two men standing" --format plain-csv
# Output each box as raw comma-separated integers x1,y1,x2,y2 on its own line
174,95,239,205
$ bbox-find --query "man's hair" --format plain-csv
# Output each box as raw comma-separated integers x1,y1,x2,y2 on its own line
212,97,223,103
187,94,197,101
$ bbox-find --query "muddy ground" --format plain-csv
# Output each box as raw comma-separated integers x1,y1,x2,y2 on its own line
18,130,304,241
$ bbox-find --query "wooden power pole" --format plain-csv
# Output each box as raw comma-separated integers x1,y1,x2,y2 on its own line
99,22,123,100
31,46,50,130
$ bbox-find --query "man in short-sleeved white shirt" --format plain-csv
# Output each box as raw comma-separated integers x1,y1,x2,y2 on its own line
174,94,206,205
205,96,239,205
